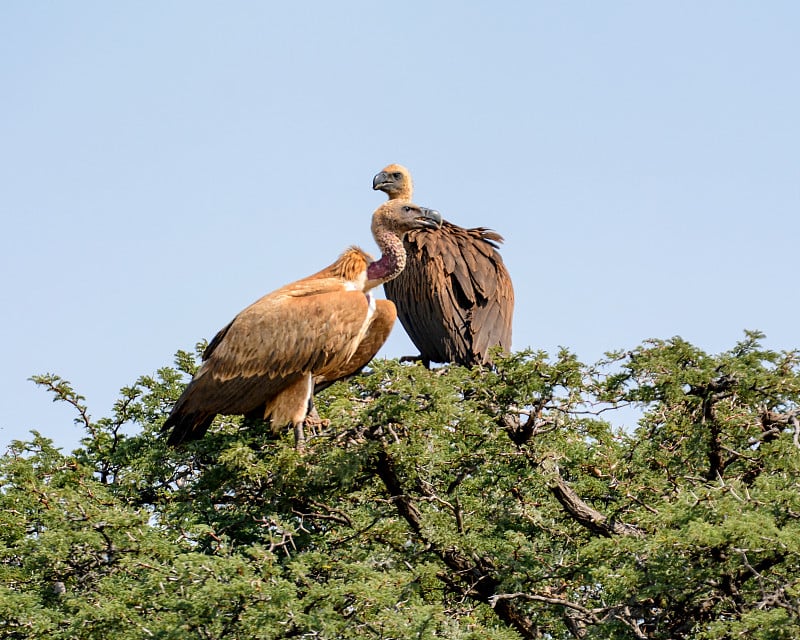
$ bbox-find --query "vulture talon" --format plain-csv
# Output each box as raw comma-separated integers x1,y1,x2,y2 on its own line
303,405,330,438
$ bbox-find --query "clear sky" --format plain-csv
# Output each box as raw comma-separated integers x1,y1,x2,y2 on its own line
2,2,798,451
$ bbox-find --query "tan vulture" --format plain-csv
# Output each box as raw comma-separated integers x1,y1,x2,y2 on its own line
163,200,442,448
372,164,514,367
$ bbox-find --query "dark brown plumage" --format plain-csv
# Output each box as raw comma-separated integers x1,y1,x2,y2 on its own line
373,164,514,367
163,200,442,448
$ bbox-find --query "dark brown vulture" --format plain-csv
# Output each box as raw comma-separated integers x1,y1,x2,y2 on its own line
372,164,514,367
163,200,442,448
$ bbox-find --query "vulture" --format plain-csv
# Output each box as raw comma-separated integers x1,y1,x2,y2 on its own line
163,200,442,448
372,164,514,367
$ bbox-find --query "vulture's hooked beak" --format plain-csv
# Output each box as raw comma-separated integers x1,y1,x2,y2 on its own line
372,171,393,191
416,207,442,230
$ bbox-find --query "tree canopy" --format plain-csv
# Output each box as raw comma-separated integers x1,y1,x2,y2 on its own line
2,331,799,639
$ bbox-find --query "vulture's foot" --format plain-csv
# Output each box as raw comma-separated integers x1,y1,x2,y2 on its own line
303,406,330,438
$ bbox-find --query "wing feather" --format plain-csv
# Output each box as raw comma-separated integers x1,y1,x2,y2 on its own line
209,289,371,380
383,219,514,366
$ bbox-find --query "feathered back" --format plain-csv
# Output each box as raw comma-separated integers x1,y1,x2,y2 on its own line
383,221,513,366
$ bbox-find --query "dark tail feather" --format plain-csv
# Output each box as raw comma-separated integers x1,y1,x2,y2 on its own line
162,411,215,446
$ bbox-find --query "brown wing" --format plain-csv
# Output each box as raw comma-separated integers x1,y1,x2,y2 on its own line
383,220,514,367
164,288,372,444
314,299,397,393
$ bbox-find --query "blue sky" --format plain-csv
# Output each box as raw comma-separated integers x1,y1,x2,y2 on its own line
2,2,798,451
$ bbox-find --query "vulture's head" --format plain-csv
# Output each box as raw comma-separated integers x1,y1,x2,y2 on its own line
373,163,413,201
367,201,441,289
371,201,441,240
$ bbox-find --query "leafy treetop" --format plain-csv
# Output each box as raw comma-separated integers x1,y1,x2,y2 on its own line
2,331,799,639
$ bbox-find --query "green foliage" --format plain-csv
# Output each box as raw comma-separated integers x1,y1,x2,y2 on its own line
3,334,800,638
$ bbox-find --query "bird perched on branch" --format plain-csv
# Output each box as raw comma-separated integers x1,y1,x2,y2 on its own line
372,164,514,367
163,200,442,449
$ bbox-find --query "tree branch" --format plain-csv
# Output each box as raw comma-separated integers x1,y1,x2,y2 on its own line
372,443,542,639
541,457,644,538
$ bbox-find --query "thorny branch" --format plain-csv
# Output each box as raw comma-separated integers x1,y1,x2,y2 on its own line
540,457,644,538
489,593,649,640
371,436,542,639
499,406,644,540
761,408,800,449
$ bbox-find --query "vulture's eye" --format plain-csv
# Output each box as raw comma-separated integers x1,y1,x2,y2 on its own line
392,173,402,180
403,206,414,213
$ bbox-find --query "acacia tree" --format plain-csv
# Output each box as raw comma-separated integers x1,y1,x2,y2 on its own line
1,331,799,639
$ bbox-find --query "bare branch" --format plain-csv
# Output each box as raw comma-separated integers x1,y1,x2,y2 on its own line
489,592,600,621
541,457,644,538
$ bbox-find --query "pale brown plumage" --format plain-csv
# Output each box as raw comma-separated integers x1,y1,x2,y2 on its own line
163,200,442,447
373,164,514,367
313,299,397,394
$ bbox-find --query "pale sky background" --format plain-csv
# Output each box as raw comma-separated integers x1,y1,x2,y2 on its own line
2,2,798,451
